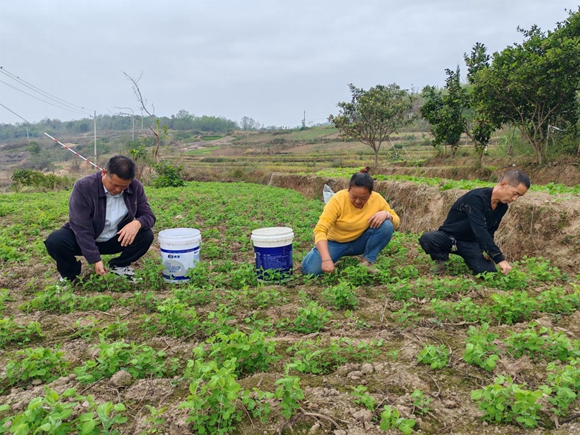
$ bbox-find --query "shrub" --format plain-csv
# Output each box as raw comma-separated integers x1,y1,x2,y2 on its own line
11,168,73,192
153,161,185,187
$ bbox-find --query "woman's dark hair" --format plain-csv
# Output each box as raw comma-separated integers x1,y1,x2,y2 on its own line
348,169,374,193
106,155,136,180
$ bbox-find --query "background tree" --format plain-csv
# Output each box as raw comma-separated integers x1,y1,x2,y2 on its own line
421,65,495,166
239,116,261,131
329,83,414,165
468,8,580,163
420,67,466,157
173,110,195,130
123,72,165,164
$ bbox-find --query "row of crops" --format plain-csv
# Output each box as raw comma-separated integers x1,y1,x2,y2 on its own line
1,181,579,434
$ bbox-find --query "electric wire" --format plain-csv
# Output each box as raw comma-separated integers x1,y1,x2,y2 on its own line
0,79,90,116
0,102,32,124
0,66,92,114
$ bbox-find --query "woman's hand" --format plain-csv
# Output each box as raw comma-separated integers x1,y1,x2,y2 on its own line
368,211,392,229
321,258,335,273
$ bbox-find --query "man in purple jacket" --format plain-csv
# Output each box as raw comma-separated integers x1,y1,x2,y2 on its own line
45,155,156,283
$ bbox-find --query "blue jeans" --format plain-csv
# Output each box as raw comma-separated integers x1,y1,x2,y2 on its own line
301,220,394,275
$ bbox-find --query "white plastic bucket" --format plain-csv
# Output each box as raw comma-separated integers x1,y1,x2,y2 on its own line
250,227,294,280
158,228,201,283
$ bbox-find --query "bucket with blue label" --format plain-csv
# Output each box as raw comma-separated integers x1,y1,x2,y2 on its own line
250,227,294,281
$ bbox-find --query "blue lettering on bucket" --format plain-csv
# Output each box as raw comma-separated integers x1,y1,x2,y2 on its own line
160,247,200,254
162,274,190,281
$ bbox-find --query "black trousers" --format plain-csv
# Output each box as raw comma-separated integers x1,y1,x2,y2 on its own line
45,227,154,280
419,230,497,274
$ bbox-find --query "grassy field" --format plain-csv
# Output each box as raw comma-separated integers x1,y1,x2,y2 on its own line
1,181,580,434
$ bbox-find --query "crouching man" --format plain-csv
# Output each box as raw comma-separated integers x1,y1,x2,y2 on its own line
45,155,156,283
419,170,530,276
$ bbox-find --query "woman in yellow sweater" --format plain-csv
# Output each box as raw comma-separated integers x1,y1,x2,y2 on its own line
302,170,400,275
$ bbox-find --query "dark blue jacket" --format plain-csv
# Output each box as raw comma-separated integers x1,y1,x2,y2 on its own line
63,171,156,264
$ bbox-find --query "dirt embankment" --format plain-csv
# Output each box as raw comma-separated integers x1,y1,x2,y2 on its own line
377,158,580,186
269,173,580,273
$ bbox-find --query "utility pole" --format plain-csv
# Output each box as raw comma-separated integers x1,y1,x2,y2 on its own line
93,111,97,167
302,111,306,129
116,107,135,141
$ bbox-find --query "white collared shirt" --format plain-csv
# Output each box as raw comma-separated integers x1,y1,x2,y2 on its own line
96,186,128,242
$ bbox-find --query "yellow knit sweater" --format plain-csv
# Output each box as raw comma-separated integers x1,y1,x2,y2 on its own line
313,190,400,244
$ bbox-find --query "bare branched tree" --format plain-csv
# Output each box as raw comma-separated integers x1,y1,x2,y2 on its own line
123,72,161,163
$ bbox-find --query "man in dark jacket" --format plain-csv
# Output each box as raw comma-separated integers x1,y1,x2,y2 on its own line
419,170,530,276
45,155,155,282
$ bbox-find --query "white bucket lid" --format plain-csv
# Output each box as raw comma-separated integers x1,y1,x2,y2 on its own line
251,227,294,245
159,228,201,242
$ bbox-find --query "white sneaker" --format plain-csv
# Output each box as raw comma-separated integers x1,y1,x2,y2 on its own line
110,266,138,282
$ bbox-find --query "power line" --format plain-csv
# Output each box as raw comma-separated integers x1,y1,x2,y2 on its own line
0,66,93,114
0,79,90,116
0,102,32,124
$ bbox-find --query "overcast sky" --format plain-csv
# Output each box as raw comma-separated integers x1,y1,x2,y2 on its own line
0,0,577,128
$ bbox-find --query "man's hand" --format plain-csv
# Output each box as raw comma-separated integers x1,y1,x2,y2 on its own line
368,211,392,229
94,261,108,276
117,220,142,247
497,260,512,275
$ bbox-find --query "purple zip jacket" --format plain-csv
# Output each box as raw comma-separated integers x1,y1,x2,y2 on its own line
63,171,156,264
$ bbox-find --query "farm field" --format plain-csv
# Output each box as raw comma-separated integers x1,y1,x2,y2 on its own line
1,180,580,434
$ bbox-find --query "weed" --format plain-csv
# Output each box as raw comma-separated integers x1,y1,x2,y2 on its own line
544,359,580,417
338,264,375,286
536,286,580,315
0,288,9,313
322,280,359,310
417,344,449,369
229,262,259,289
290,301,332,333
142,405,167,434
5,346,69,388
275,375,304,419
431,297,490,323
504,323,579,362
379,405,416,434
179,358,242,434
471,375,545,428
520,256,563,282
239,388,274,424
393,302,419,326
479,268,530,291
74,338,169,383
351,385,376,410
142,297,199,338
463,324,500,371
411,389,433,415
286,337,383,375
0,317,43,348
0,387,126,434
490,291,538,325
201,304,236,337
79,272,133,293
206,329,278,375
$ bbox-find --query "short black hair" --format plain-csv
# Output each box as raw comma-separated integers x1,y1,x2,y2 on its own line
502,170,530,189
348,171,374,193
106,155,136,180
